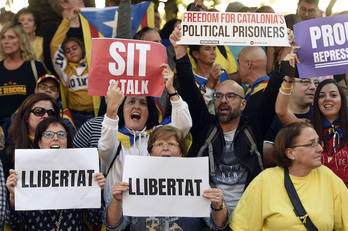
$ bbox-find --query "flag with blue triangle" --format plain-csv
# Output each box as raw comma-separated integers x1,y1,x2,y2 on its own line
80,1,154,38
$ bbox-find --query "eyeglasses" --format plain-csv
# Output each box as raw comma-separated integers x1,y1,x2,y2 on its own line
299,6,317,15
38,84,59,92
213,92,244,102
42,131,67,139
31,107,55,117
293,79,319,87
152,141,180,149
289,141,321,149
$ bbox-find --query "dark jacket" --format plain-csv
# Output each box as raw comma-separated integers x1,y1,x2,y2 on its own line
176,54,284,188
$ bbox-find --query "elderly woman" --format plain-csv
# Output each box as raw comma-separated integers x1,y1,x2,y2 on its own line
5,117,105,230
230,122,348,230
104,125,228,230
0,22,47,138
14,8,44,62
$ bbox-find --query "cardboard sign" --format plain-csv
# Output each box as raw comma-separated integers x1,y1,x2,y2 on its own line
122,156,210,217
15,148,100,211
294,14,348,78
88,38,167,97
178,12,289,47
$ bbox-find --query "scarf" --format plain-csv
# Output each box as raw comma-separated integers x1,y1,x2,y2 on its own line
323,117,343,153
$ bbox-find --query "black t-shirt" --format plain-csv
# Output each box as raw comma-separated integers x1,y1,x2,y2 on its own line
264,108,312,143
0,60,47,117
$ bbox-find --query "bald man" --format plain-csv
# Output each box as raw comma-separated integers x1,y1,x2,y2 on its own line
170,26,284,214
238,46,269,116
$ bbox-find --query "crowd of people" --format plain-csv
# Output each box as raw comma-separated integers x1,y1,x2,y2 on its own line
0,0,348,230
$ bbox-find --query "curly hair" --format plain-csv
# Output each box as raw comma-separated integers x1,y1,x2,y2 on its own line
0,22,36,61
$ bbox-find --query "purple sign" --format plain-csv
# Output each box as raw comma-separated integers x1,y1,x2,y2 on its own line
294,14,348,78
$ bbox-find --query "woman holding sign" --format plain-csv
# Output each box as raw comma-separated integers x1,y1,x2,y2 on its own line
98,65,192,207
5,117,105,230
276,47,348,187
104,125,229,230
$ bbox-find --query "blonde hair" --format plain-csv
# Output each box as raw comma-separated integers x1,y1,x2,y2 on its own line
0,22,36,61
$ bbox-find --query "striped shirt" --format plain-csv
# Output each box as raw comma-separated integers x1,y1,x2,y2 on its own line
73,116,104,148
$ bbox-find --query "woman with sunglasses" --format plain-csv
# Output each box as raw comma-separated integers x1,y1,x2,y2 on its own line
5,117,105,230
1,93,60,180
230,122,348,230
276,47,348,187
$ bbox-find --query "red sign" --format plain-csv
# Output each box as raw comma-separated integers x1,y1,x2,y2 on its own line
88,38,167,97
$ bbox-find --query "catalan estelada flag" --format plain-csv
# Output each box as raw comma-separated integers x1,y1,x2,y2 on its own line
79,1,154,116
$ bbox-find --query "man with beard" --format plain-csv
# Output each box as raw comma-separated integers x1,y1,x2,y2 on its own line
170,26,284,214
263,77,319,167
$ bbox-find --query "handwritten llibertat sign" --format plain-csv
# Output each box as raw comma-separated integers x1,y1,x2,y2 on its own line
15,148,100,211
88,38,167,97
122,156,210,217
178,12,289,47
294,14,348,78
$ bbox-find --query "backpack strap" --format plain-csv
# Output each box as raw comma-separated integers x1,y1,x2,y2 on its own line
243,126,264,171
284,168,318,231
105,143,122,177
31,60,38,81
197,125,218,177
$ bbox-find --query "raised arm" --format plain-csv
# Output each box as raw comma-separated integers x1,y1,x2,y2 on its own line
275,47,302,126
98,82,125,173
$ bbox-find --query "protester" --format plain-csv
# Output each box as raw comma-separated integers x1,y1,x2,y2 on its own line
10,74,76,136
230,122,348,230
44,0,85,75
98,64,192,206
0,22,47,139
50,6,93,130
0,11,14,31
276,48,348,187
5,117,105,230
238,46,269,116
297,0,319,20
1,93,60,180
169,25,284,214
263,76,318,167
34,74,76,134
14,8,44,62
104,125,228,230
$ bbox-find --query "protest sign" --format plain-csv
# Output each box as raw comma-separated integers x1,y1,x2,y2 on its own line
122,156,210,217
294,14,348,78
15,148,100,211
88,38,167,97
178,12,289,47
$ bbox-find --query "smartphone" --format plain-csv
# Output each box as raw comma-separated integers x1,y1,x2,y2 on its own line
280,60,299,77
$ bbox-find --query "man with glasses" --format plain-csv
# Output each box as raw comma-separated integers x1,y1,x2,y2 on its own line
263,77,319,167
297,0,319,21
170,26,284,214
34,74,76,135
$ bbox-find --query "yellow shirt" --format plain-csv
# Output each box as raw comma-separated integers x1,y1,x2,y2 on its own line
230,166,348,231
31,36,44,62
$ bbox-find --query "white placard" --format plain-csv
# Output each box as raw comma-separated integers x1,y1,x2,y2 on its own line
15,148,100,211
178,12,289,47
122,155,210,217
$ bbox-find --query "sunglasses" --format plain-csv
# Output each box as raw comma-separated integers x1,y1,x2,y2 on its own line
43,131,67,139
31,107,55,117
